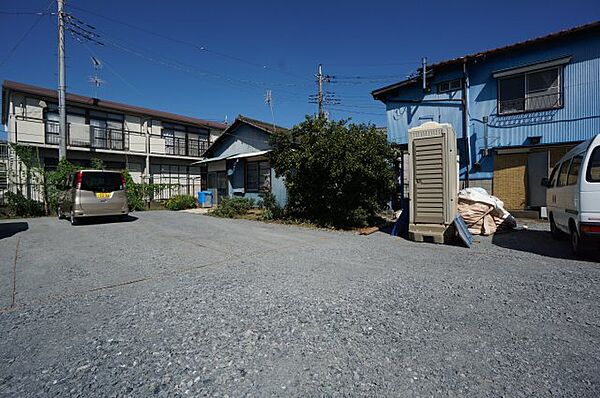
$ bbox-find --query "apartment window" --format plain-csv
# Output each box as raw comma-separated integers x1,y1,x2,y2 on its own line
437,79,462,94
245,160,271,192
162,123,209,156
90,111,124,150
497,66,562,115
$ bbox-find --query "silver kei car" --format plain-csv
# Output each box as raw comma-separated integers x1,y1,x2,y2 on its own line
58,170,129,225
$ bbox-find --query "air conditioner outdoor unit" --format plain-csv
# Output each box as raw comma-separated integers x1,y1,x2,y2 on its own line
408,121,459,243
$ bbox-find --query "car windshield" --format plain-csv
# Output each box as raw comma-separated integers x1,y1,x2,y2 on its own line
80,172,123,192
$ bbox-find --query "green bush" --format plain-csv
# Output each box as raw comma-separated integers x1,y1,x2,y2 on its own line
5,191,45,217
164,194,197,211
269,116,396,228
121,170,170,211
210,197,255,218
46,159,80,213
258,191,283,221
122,169,146,211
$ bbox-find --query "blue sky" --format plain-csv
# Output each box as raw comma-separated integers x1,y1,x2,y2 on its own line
1,0,599,134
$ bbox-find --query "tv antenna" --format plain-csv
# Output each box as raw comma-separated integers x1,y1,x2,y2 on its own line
88,55,105,98
264,90,276,132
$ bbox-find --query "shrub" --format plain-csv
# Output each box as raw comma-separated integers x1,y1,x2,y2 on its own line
121,170,170,211
164,194,197,211
269,116,395,228
46,159,80,213
210,197,255,218
258,191,283,221
122,170,146,211
5,191,45,217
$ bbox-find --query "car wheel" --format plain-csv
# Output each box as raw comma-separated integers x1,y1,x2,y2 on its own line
549,214,562,239
70,211,79,226
570,223,582,256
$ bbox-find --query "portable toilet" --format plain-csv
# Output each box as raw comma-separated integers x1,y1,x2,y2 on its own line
408,121,459,243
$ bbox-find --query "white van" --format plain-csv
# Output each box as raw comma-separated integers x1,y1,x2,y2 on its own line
543,134,600,255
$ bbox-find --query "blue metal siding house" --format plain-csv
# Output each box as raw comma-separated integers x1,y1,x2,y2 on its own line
195,115,288,207
373,22,600,211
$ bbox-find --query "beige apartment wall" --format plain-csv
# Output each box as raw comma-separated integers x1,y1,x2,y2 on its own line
15,119,45,144
129,133,146,154
10,95,45,144
124,115,141,133
150,137,165,154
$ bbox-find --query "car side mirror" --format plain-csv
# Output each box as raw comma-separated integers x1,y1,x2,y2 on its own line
541,177,550,188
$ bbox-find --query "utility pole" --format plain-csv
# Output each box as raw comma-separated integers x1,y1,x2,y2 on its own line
310,64,335,119
57,0,67,160
422,57,427,91
317,64,324,118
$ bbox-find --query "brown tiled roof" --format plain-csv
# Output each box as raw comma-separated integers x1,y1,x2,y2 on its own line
236,115,289,135
203,114,289,157
2,80,227,130
372,20,600,100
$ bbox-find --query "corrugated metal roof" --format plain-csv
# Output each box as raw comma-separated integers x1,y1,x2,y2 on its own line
372,20,600,100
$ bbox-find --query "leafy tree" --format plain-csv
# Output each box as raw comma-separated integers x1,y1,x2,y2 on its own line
269,116,395,227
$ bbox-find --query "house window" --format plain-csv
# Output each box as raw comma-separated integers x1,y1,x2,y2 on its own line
245,160,271,192
497,66,562,114
162,123,209,156
89,111,125,150
437,79,462,94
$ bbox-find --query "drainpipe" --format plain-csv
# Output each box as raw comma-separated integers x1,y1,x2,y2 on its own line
461,59,470,188
145,118,150,184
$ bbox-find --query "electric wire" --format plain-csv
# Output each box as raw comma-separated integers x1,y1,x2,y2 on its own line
0,0,55,68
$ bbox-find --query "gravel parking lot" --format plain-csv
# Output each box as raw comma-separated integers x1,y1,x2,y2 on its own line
1,211,599,397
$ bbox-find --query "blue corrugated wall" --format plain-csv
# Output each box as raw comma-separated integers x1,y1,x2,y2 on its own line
383,33,600,180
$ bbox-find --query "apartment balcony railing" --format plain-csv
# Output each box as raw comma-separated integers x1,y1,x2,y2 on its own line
0,140,8,160
164,136,210,157
45,121,128,151
498,92,563,115
26,118,209,158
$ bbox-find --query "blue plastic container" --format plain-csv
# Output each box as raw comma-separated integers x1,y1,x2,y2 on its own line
198,191,213,208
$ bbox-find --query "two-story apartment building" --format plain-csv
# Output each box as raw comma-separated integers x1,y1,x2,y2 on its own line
372,21,600,212
2,80,226,199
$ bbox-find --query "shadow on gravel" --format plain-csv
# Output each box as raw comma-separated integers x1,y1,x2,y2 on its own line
492,229,600,263
73,215,139,226
0,222,29,240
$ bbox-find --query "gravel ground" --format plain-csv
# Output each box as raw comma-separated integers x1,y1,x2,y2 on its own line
0,211,599,397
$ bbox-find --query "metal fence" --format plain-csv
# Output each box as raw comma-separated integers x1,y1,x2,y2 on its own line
0,182,46,207
0,180,203,207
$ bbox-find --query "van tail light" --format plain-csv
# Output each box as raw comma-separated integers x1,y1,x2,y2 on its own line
75,171,83,189
581,225,600,234
120,174,126,189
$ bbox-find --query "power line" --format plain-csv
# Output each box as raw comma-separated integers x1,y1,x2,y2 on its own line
65,3,310,83
0,1,54,68
0,11,54,15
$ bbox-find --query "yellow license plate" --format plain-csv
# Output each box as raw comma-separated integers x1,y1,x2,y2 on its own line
96,192,111,199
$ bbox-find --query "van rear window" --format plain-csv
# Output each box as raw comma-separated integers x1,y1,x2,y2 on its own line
80,172,123,192
587,147,600,182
